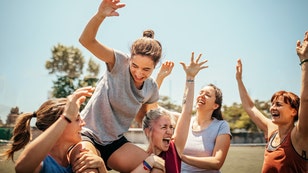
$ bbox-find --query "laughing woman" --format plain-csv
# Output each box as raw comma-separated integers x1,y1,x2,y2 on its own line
235,31,308,172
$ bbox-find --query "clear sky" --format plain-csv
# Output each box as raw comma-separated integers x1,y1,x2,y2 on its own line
0,0,307,122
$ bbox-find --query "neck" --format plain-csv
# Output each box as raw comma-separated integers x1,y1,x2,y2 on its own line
277,123,294,137
196,110,213,124
49,142,72,166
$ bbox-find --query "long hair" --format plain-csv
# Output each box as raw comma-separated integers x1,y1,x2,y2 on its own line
209,83,224,120
3,98,67,161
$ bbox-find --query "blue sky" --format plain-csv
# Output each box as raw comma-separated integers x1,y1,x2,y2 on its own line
0,0,307,122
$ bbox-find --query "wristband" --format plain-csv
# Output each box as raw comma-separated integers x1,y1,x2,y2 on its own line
186,79,194,83
143,160,153,171
62,115,72,123
300,59,308,65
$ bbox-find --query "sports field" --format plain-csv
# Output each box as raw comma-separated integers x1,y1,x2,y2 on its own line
0,144,264,173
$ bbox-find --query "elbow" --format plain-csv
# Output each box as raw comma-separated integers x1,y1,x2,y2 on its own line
15,163,28,173
79,35,95,49
79,37,88,47
210,160,224,170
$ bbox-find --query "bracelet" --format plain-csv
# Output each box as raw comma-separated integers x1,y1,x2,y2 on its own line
186,79,194,83
300,59,308,65
61,115,72,123
143,160,153,171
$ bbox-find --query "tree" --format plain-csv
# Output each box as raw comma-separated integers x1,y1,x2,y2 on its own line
46,43,84,78
45,44,100,99
223,100,271,132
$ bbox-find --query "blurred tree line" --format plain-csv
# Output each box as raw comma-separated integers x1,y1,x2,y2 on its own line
1,44,271,137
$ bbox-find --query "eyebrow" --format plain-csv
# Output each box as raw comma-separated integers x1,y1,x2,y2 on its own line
132,62,152,70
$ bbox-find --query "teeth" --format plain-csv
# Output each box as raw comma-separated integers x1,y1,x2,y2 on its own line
163,138,171,144
272,113,279,117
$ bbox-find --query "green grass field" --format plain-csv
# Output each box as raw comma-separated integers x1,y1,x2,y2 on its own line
0,144,264,173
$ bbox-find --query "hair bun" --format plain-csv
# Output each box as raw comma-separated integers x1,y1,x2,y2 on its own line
143,29,155,39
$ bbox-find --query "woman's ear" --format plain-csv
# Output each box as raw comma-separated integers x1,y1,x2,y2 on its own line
213,103,219,110
144,128,150,138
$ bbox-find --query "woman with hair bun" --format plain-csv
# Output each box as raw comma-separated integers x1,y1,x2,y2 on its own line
70,0,166,172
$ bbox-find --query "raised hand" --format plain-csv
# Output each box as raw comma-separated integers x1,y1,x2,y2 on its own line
236,58,243,81
157,61,174,79
296,31,308,62
180,52,208,78
63,86,94,121
98,0,126,17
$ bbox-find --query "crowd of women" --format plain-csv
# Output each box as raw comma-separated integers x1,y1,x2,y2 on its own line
3,0,308,172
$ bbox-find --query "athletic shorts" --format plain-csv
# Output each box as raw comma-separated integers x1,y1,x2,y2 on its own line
81,134,129,170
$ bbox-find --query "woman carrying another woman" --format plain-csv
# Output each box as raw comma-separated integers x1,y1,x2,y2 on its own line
3,87,107,173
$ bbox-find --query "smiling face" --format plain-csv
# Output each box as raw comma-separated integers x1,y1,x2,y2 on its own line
270,96,297,125
196,85,219,111
62,114,85,145
129,55,155,89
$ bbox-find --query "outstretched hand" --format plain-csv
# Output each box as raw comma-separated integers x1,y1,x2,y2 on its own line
157,61,174,79
236,59,243,81
296,31,308,61
63,86,94,121
98,0,126,17
180,52,208,78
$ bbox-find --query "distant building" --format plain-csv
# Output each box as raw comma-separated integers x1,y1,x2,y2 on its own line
6,107,19,127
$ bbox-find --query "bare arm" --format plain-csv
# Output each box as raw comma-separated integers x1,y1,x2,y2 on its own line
181,134,230,170
131,154,165,173
174,52,208,156
236,59,275,136
79,0,125,70
296,31,308,137
15,87,94,173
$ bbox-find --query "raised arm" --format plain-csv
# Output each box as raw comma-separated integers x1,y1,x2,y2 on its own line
79,0,125,70
15,87,94,173
236,59,274,135
173,52,208,155
296,31,308,136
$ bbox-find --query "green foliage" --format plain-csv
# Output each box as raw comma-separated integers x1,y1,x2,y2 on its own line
46,44,100,101
159,96,182,113
45,43,85,78
159,96,271,133
222,100,271,132
0,127,13,140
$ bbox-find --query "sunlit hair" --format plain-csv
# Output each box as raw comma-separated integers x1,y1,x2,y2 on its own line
130,29,162,66
3,98,67,161
208,83,224,120
142,107,176,131
271,90,300,121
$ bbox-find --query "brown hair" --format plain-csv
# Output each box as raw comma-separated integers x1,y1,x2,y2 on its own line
271,90,300,121
3,98,67,161
209,84,224,120
130,29,162,66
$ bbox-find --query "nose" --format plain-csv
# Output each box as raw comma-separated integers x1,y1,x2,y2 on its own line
80,119,86,126
166,127,173,135
136,69,144,77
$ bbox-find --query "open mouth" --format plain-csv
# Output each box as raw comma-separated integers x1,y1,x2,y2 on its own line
163,138,171,145
271,113,280,118
198,98,205,105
